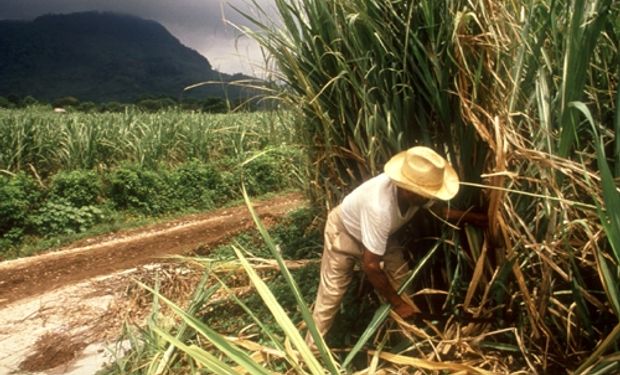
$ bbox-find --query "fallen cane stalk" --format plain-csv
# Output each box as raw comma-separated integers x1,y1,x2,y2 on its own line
154,272,214,375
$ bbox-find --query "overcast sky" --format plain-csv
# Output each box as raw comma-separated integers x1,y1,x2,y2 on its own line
0,0,278,76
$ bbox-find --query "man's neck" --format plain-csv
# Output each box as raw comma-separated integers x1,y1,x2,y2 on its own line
396,187,429,215
397,189,411,216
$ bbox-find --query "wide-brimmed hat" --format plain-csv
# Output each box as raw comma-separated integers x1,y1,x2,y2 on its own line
384,146,459,200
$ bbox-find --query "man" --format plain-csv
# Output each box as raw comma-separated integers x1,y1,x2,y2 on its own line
309,146,487,341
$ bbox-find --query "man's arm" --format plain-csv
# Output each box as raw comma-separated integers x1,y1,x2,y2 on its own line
361,249,417,319
432,205,488,227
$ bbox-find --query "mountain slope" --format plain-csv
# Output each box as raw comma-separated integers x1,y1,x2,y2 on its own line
0,12,251,102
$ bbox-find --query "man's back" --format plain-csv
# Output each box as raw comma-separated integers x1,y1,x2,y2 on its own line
340,173,422,255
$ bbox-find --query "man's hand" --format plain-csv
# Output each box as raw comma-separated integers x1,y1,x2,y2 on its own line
393,301,417,319
440,207,489,228
362,249,407,308
361,248,421,320
465,211,489,228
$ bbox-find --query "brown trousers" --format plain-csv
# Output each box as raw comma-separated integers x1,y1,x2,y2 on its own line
308,206,410,341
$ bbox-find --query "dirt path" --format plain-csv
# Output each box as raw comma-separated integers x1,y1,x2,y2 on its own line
0,193,305,374
0,192,304,307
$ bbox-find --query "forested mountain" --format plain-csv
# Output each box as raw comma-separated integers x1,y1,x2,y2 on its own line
0,12,253,102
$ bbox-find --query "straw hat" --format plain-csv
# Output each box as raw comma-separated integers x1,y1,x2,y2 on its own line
384,146,459,201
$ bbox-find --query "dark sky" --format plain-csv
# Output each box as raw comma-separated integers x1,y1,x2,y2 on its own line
0,0,278,75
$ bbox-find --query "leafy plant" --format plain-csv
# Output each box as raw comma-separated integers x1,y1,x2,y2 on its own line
0,173,42,237
0,96,14,108
242,153,284,196
107,165,174,214
167,160,222,209
30,199,105,236
270,207,321,259
49,169,101,207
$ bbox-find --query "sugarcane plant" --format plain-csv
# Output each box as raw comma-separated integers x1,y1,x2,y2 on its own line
114,0,619,373
235,0,620,372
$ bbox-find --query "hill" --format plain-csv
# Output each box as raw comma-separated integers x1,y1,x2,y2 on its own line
0,12,254,103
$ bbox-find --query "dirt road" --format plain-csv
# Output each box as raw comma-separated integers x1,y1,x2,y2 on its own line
0,192,304,307
0,193,305,374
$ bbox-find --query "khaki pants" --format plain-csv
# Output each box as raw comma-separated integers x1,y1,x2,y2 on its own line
308,206,410,341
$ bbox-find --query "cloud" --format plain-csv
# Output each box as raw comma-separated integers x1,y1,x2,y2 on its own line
0,0,279,75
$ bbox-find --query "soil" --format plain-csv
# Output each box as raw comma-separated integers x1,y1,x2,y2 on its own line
0,192,304,374
19,332,87,373
0,192,303,308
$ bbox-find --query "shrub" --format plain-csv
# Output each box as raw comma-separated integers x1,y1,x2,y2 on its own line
0,96,13,108
242,153,284,196
0,228,25,252
30,200,105,236
6,94,21,106
21,96,38,107
107,165,174,214
100,101,125,112
49,170,101,207
52,96,79,108
137,98,176,112
208,156,242,202
201,97,227,113
168,160,222,209
271,207,321,259
216,170,241,202
0,173,42,237
77,101,97,112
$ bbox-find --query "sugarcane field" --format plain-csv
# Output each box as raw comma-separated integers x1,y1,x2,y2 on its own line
0,0,619,374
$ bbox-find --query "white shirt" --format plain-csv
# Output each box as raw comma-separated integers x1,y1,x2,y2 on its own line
340,173,430,256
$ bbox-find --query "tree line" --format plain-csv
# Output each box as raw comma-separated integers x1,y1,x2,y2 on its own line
0,94,235,113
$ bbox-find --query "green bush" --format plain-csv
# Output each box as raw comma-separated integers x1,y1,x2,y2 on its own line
107,165,174,214
168,160,222,209
242,153,284,196
21,96,38,107
49,170,101,207
0,173,42,237
0,96,14,108
52,96,79,108
271,207,321,259
30,200,105,236
201,97,228,113
0,228,25,252
77,101,97,112
100,101,125,112
0,149,297,256
137,98,176,112
215,170,241,202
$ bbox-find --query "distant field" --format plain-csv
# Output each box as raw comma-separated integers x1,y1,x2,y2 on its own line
0,106,296,176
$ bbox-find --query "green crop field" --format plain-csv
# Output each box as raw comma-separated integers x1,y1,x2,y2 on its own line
0,107,304,258
0,107,296,175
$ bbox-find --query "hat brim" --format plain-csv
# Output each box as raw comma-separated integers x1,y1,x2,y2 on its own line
384,150,460,201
